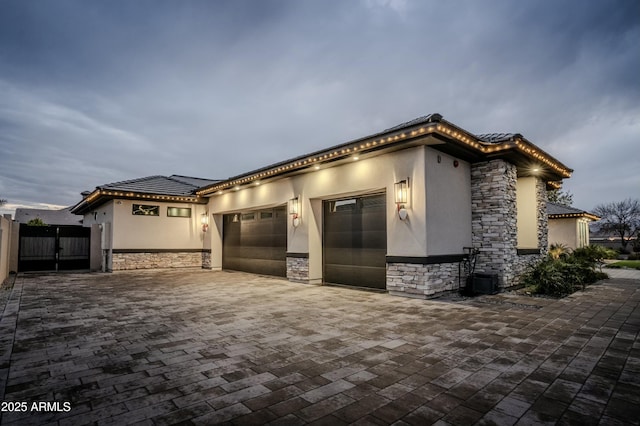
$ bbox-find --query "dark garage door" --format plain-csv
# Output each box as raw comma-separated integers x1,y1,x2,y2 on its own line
323,193,387,289
223,206,287,277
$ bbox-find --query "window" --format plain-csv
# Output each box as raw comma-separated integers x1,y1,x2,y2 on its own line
241,213,255,221
329,199,357,213
167,207,191,218
260,211,273,220
132,204,159,216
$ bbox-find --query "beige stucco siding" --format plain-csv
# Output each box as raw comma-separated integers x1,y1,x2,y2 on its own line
548,217,578,248
208,145,473,280
82,201,115,249
516,177,538,248
425,149,472,255
85,200,207,250
0,216,14,282
548,217,591,249
208,147,433,277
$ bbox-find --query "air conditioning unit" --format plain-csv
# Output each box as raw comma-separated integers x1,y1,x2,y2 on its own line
471,273,499,295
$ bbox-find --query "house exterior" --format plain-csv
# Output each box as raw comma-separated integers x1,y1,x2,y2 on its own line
198,114,571,298
71,113,573,298
71,175,219,270
547,202,600,249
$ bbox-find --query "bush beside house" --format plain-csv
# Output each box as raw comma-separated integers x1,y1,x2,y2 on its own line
522,245,613,297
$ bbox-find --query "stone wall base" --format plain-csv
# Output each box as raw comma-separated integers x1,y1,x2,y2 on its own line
387,262,461,299
287,256,309,282
112,251,205,271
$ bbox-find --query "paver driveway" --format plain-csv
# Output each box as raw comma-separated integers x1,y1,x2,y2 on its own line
0,269,639,425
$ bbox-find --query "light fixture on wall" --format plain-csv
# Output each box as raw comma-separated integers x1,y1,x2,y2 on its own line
289,196,301,227
201,212,209,232
394,179,409,220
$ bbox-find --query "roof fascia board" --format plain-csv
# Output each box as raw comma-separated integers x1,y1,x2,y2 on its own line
198,115,573,196
71,190,206,214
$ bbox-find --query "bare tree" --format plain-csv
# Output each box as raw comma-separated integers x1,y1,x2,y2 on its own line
0,197,6,207
593,198,640,252
547,190,573,206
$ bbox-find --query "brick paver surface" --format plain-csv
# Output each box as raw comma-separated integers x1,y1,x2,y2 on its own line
0,269,638,425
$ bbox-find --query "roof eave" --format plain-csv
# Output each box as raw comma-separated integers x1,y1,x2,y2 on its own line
197,115,573,196
71,189,207,215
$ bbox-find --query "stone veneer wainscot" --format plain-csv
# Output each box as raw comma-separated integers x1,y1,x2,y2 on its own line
387,261,461,299
111,251,206,271
286,255,309,282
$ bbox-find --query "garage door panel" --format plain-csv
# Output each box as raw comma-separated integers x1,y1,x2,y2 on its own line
223,206,286,277
224,257,286,277
324,248,354,266
355,249,387,268
324,264,385,290
323,194,386,289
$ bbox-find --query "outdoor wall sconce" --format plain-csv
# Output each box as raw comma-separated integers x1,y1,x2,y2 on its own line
394,179,409,220
289,196,301,227
201,212,209,232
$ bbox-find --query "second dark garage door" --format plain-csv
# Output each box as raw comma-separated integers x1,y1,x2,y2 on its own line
323,193,387,289
223,206,287,277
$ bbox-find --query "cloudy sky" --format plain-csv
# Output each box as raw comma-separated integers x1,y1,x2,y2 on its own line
0,0,638,217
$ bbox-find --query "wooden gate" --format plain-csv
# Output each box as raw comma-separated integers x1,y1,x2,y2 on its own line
18,225,91,272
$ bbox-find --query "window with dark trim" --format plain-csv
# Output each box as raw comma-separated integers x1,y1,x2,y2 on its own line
167,207,191,218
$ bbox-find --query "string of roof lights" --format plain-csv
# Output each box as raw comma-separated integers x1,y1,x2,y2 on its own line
84,190,201,203
190,122,571,196
549,213,601,221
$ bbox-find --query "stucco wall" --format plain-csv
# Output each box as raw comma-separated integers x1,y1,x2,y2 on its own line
208,147,434,279
83,200,208,270
516,177,538,248
548,217,592,250
109,200,207,250
82,201,114,245
0,216,14,283
425,149,472,255
548,218,577,248
207,145,474,288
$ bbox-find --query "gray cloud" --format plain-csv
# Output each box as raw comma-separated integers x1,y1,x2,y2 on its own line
1,0,638,216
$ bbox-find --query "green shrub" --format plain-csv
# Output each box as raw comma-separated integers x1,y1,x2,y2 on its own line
521,258,573,296
549,243,572,260
521,247,609,297
574,245,616,262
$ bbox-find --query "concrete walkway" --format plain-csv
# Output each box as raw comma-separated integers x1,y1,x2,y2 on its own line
605,267,640,280
0,270,638,425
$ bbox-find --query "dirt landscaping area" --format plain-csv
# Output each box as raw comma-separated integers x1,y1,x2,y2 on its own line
0,269,639,425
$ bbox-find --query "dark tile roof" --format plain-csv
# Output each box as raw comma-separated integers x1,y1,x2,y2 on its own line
547,202,600,220
169,175,220,188
382,114,442,133
475,133,521,143
97,175,220,196
15,207,82,226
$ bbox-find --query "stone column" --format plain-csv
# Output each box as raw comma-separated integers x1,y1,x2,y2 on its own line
471,159,518,288
471,160,549,289
536,178,549,255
